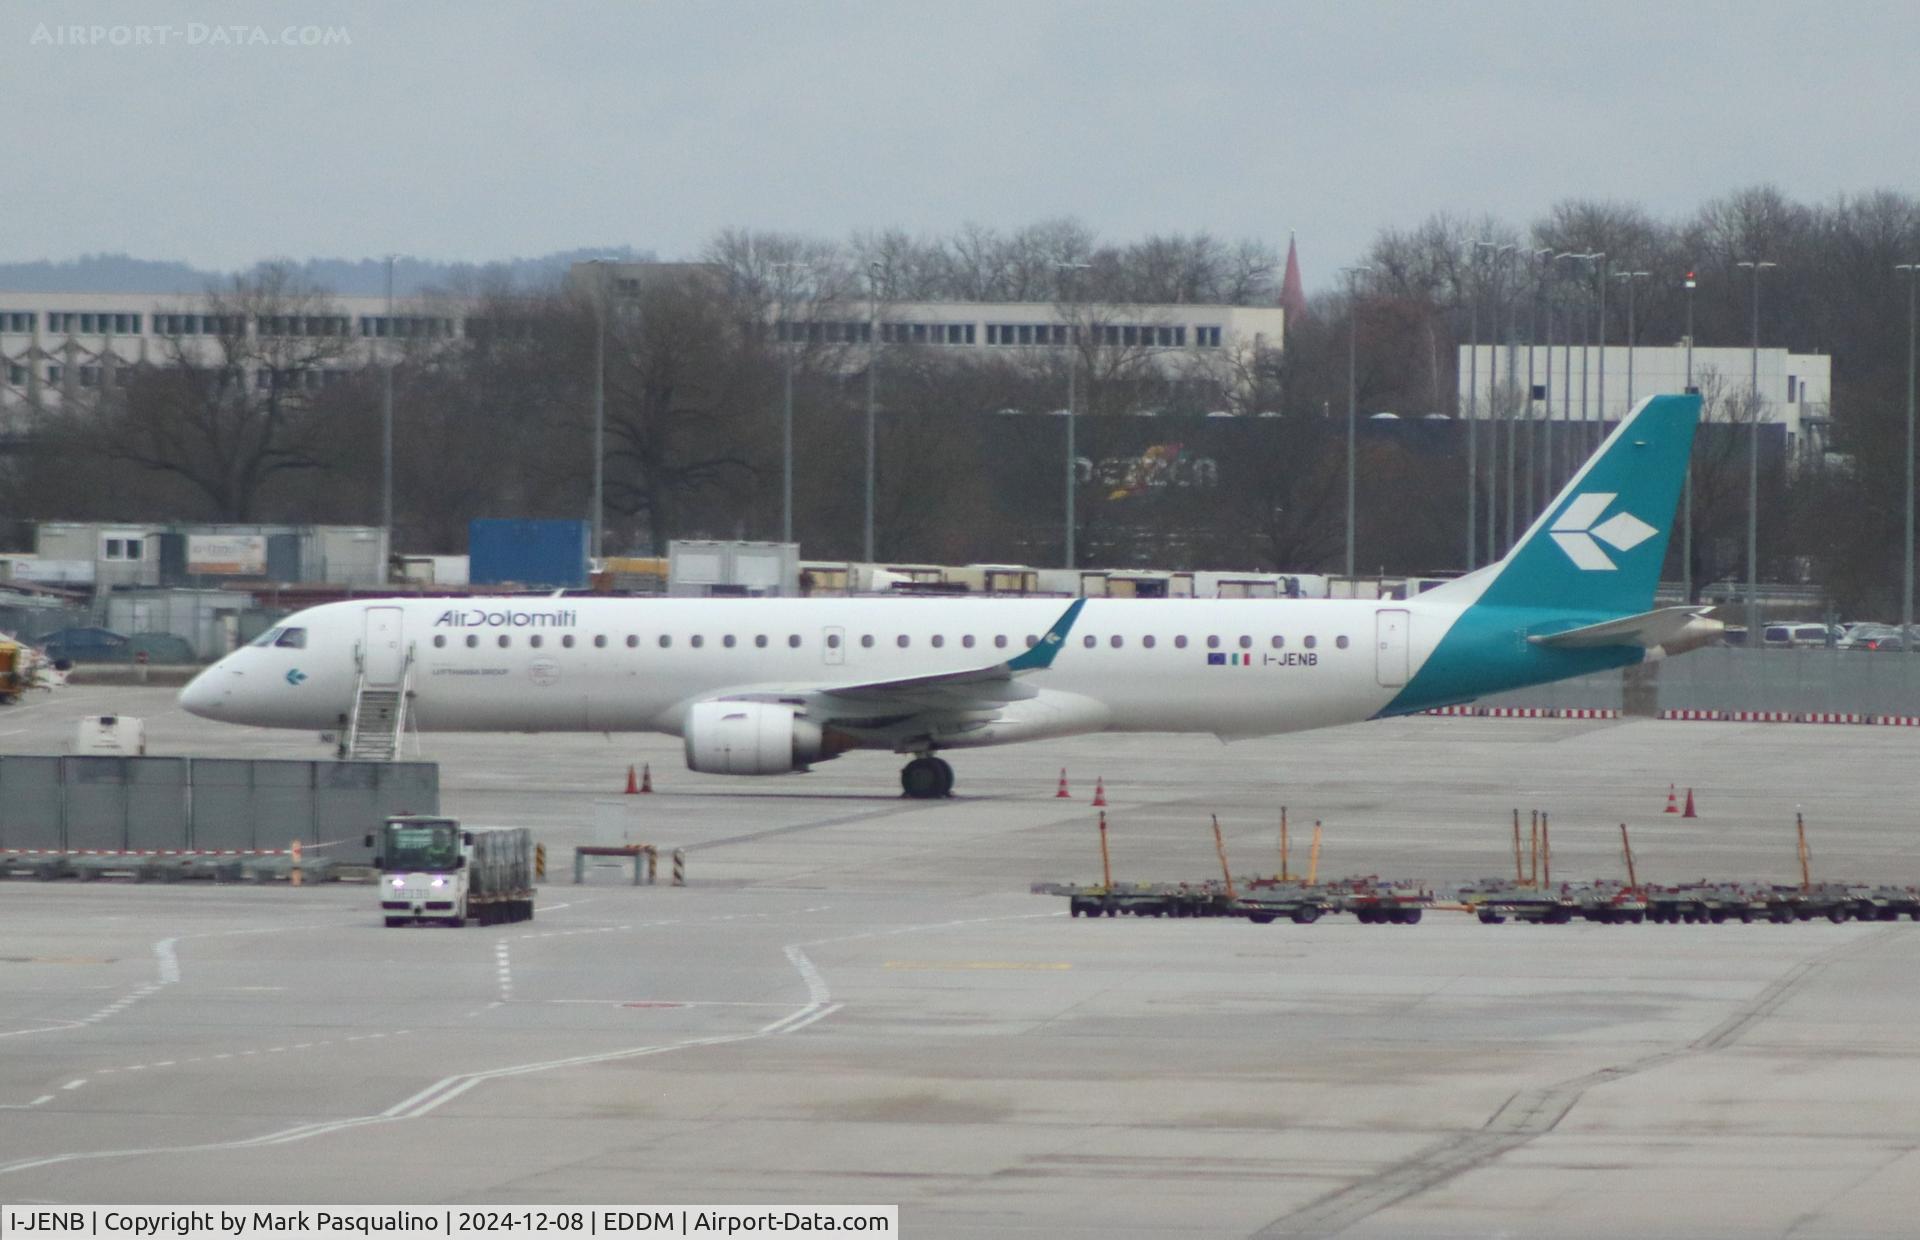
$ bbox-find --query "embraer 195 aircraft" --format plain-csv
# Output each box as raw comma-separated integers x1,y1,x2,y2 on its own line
182,394,1718,797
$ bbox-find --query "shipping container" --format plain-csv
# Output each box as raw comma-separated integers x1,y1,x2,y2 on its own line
469,519,589,588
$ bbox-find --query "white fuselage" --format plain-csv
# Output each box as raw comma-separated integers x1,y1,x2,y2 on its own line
180,595,1456,744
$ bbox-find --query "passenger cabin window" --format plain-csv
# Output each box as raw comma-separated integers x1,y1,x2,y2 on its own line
433,635,446,648
897,635,911,648
1271,636,1285,648
690,636,704,648
1206,636,1221,649
1336,636,1350,649
1083,635,1097,648
931,635,944,648
562,635,575,648
497,635,511,648
755,635,768,648
994,635,1007,648
1175,636,1188,649
657,636,670,648
860,635,873,648
465,635,478,648
1110,636,1124,648
594,635,607,648
962,635,975,648
1304,635,1318,649
1025,635,1038,648
788,634,801,648
529,635,543,648
1143,635,1156,649
275,628,306,649
1238,635,1251,649
722,635,737,648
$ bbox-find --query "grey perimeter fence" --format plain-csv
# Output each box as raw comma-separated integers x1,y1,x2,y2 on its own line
0,757,437,862
1481,649,1920,717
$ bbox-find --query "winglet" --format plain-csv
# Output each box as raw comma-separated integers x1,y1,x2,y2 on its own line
1007,599,1085,672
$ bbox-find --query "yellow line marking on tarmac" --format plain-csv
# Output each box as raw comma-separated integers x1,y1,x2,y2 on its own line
883,961,1072,971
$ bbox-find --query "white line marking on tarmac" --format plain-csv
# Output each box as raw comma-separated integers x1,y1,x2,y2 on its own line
494,941,512,1002
0,912,1058,1177
62,1080,85,1091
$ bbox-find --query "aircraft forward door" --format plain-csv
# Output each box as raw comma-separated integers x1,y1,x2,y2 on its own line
362,606,405,687
1375,608,1409,688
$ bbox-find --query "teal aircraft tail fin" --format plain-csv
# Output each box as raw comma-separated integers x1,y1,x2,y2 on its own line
1447,393,1702,617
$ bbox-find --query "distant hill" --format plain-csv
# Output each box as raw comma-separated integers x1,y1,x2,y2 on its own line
0,248,657,296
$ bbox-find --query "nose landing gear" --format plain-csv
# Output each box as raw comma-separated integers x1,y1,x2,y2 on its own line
901,755,954,799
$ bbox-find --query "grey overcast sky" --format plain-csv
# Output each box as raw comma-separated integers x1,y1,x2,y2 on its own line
6,0,1916,292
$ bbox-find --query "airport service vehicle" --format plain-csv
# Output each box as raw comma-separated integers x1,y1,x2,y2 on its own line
368,816,534,927
183,394,1718,799
0,634,64,703
73,714,146,755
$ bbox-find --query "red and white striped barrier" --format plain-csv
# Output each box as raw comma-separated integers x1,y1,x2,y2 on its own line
1,847,291,857
1422,706,1481,716
1558,708,1620,719
1729,710,1795,723
1802,712,1865,725
1661,708,1724,721
1874,715,1920,727
1484,706,1554,718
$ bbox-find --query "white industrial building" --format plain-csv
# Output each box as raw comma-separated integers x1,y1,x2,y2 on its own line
2,273,1286,416
1456,343,1833,459
0,289,461,417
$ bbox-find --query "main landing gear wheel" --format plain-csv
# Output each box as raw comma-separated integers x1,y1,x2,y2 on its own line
901,756,954,799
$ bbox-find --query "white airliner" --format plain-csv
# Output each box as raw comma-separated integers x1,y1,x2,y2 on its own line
181,395,1717,797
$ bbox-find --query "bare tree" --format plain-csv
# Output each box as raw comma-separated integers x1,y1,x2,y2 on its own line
72,265,359,520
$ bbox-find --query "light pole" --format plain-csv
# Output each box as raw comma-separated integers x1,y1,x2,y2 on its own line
1541,262,1556,501
1466,249,1481,571
1054,260,1091,569
1475,240,1513,563
1525,248,1551,527
381,254,395,581
590,259,609,562
769,261,815,545
1591,252,1608,443
1341,264,1374,578
1684,267,1697,603
864,262,883,564
1737,259,1778,643
1615,270,1649,409
1898,262,1918,647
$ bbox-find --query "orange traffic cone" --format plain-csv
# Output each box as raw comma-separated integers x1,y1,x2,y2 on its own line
1092,778,1107,808
1681,788,1697,818
625,764,639,795
1663,783,1679,814
1055,768,1071,799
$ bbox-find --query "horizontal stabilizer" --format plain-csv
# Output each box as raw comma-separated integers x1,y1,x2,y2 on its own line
1528,606,1722,655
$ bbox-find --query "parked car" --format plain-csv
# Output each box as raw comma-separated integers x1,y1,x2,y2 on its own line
39,627,132,663
127,632,199,664
38,628,201,665
1761,622,1840,649
1837,623,1908,652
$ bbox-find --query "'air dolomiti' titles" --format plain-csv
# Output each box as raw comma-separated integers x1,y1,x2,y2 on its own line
433,609,576,629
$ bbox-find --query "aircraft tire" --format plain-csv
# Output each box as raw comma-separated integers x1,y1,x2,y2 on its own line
900,757,945,799
931,758,955,797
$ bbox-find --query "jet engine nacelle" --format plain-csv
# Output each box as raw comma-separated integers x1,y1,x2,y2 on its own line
683,700,830,775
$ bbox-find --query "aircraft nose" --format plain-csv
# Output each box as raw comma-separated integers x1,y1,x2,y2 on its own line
178,664,231,719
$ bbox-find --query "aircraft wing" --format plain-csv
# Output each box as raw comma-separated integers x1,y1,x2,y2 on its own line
708,599,1085,719
1528,606,1722,654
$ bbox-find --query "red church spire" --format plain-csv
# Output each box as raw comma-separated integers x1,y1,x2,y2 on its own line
1279,230,1308,327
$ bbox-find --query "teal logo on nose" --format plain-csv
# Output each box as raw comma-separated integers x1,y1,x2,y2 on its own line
285,669,308,686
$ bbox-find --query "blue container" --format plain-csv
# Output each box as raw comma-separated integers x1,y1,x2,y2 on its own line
468,519,589,588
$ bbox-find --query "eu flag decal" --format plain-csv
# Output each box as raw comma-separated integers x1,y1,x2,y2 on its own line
1207,652,1227,666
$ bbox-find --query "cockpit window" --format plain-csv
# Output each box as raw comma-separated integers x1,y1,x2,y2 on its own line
250,627,283,647
274,628,307,649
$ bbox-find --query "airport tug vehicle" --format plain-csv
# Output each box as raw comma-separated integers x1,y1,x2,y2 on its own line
368,815,535,927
